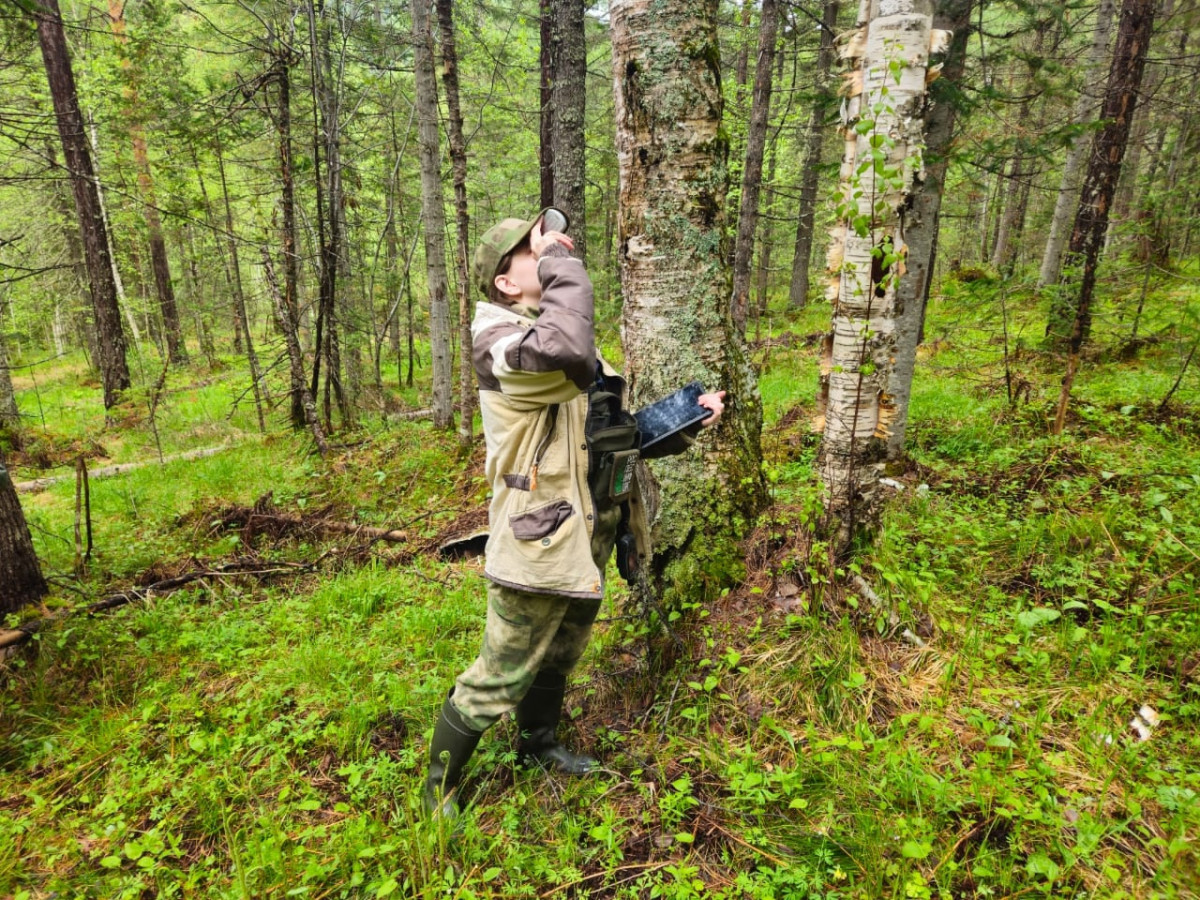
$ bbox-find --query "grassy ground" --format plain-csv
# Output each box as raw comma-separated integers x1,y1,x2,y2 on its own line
1,270,1198,899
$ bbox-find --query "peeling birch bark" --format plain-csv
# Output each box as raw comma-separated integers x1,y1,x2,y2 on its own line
817,0,935,551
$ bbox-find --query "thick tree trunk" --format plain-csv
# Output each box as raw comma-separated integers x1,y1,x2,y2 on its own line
789,0,840,308
551,0,587,264
884,0,972,461
412,0,454,429
611,0,765,607
730,0,779,333
1052,0,1157,430
0,451,48,616
1038,0,1117,289
818,0,936,550
435,0,477,446
108,0,186,367
34,0,130,410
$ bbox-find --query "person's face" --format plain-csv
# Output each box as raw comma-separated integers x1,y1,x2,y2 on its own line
494,242,541,306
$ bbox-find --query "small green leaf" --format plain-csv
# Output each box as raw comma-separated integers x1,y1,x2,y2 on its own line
901,840,932,859
986,734,1015,748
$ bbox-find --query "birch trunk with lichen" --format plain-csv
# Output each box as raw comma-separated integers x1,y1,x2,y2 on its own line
611,0,765,608
817,0,941,550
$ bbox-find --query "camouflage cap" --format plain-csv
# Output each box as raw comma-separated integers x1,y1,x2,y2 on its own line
472,207,570,298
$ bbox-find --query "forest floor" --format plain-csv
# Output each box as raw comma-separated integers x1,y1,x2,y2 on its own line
2,271,1199,899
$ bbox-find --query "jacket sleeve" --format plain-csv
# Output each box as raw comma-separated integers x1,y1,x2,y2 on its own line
639,423,702,460
486,250,596,405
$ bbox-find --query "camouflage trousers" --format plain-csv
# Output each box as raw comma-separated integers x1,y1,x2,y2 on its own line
451,505,622,732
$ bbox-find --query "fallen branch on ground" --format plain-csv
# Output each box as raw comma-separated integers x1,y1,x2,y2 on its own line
0,559,315,653
16,444,244,493
851,574,928,649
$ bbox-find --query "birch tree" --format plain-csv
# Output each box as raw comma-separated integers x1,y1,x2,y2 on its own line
817,0,943,549
611,0,765,605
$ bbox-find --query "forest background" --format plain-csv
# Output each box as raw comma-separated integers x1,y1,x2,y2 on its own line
1,0,1199,897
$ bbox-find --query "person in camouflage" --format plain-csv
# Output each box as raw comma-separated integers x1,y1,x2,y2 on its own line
422,209,724,819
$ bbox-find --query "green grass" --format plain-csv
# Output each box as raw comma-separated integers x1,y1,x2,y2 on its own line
2,276,1198,898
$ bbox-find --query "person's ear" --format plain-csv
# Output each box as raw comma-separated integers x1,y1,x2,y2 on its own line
494,274,521,298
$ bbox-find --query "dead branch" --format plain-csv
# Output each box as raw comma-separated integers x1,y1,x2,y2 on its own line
0,559,314,653
851,574,928,648
16,445,243,493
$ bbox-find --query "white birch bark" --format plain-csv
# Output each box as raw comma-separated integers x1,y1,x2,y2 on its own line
817,0,937,548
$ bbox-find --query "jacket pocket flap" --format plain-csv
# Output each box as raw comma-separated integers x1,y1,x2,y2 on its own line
510,500,574,541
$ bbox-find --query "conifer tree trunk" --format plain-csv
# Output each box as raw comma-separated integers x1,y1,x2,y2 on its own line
0,329,19,430
789,0,840,308
270,48,306,429
539,0,556,209
1039,0,1117,289
412,0,454,430
108,0,186,367
1052,0,1157,431
818,0,937,549
34,0,130,410
0,450,48,616
551,0,587,263
611,0,765,607
730,0,779,333
435,0,477,445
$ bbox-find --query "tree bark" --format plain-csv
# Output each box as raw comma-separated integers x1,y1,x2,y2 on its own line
412,0,455,430
885,0,973,462
611,0,766,608
539,0,556,209
818,0,936,550
730,0,779,333
754,44,788,321
789,0,840,308
261,250,329,456
0,450,48,616
435,0,477,446
551,0,588,263
269,48,306,429
107,0,186,367
0,327,19,431
34,0,130,410
1038,0,1117,289
1052,0,1157,430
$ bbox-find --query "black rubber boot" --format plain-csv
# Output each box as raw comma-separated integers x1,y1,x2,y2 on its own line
423,695,484,819
515,670,598,775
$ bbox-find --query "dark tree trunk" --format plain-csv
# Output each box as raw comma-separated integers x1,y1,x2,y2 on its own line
754,44,787,322
539,0,556,208
551,0,587,263
789,0,839,308
0,329,19,430
307,0,351,432
436,0,477,446
34,0,130,410
0,451,48,616
271,52,306,429
730,0,779,333
262,251,329,456
1052,0,1157,431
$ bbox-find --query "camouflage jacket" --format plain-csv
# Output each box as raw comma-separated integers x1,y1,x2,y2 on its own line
471,253,650,599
